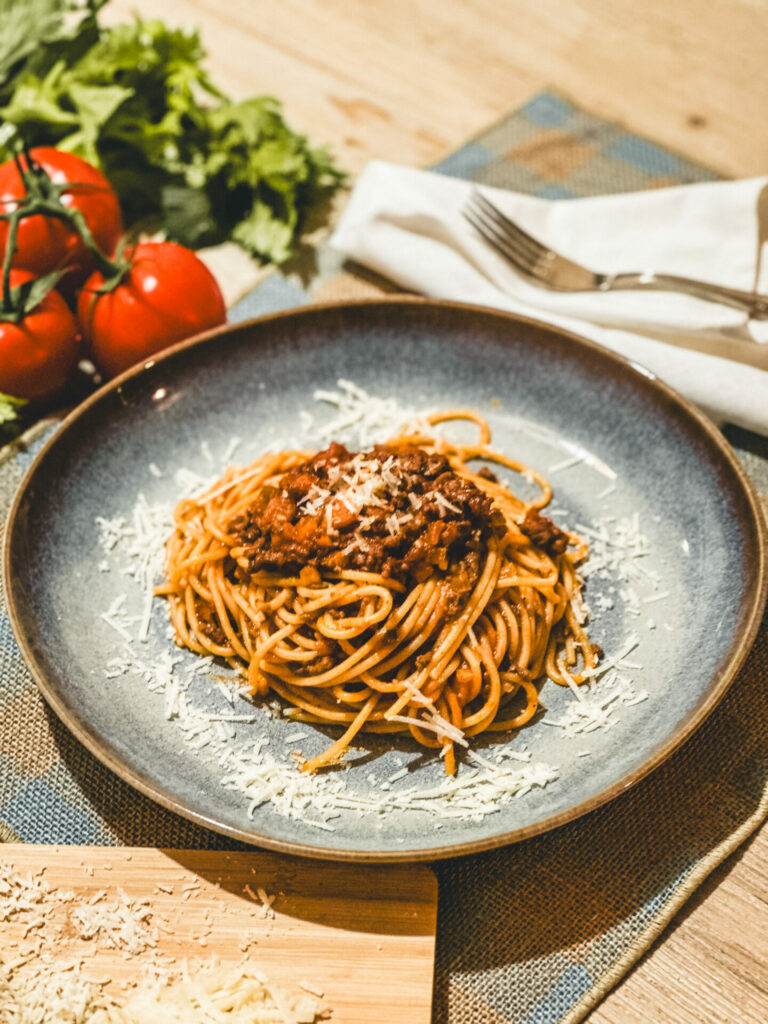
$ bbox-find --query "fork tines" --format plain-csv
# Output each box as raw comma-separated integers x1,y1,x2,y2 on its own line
463,190,548,276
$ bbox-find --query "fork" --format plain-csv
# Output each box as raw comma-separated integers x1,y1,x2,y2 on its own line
464,190,768,320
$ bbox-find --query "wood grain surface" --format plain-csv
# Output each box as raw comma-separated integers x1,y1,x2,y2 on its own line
104,0,768,179
0,844,437,1024
94,2,768,1020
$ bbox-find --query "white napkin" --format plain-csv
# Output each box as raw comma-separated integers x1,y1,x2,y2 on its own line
330,161,768,435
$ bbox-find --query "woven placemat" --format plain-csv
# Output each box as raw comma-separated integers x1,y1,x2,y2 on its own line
2,91,767,1024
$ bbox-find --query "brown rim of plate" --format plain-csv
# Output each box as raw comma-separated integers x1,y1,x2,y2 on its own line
4,296,768,863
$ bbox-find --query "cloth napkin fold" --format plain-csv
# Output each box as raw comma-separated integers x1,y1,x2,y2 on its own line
330,161,768,434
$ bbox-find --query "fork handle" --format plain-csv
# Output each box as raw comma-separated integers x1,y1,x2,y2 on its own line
602,272,768,319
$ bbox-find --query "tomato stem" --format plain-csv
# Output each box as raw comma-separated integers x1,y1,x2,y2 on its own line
1,212,19,319
39,200,121,278
2,139,125,286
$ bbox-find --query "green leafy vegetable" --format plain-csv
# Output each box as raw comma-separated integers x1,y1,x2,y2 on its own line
0,391,25,444
0,392,23,424
0,0,102,89
0,0,345,263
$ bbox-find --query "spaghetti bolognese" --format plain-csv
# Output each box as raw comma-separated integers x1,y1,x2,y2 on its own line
156,411,599,775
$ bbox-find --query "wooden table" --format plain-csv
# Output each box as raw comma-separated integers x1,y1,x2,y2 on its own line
104,2,768,1021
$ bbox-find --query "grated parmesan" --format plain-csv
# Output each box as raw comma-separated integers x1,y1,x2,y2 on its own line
312,378,427,448
89,381,665,837
0,966,322,1023
0,866,326,1024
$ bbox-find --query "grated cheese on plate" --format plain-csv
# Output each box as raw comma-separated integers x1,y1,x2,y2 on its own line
91,380,664,833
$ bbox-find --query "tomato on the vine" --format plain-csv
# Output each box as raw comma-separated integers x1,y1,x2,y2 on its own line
0,148,123,287
0,269,79,401
77,241,227,379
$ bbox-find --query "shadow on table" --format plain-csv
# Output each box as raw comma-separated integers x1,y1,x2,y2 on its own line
430,610,768,1021
39,607,768,999
43,704,439,936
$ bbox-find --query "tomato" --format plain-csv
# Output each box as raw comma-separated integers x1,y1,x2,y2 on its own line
0,270,79,401
77,241,227,379
0,148,123,288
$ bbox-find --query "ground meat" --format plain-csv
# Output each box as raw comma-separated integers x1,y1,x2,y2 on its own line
229,442,500,598
195,597,228,645
519,507,569,556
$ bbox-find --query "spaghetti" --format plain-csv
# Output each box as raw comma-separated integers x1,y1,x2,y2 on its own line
156,411,599,775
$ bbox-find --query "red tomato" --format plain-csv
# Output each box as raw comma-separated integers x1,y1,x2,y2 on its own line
0,270,79,401
77,241,227,379
0,148,123,288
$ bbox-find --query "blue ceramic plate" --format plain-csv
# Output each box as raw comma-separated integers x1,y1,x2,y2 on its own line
5,299,766,861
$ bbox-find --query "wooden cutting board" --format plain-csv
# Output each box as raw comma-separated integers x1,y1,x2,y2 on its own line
0,844,438,1023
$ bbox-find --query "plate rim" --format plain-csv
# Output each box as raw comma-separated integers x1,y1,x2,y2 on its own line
4,296,767,862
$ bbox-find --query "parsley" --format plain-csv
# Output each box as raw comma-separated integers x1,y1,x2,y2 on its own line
0,0,345,263
0,392,25,444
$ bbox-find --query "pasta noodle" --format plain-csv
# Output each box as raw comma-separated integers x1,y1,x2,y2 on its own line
156,411,599,775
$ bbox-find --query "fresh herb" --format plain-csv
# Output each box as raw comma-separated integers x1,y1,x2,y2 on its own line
0,391,25,443
0,0,345,263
